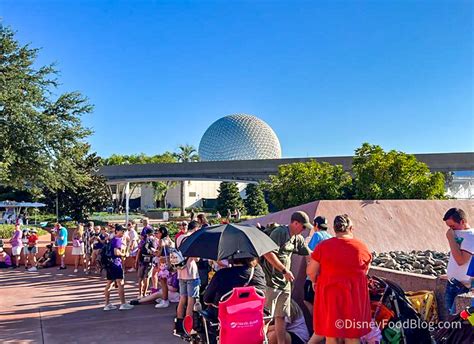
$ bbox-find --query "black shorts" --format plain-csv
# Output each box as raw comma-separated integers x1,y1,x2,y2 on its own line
106,264,124,281
303,279,314,304
289,332,304,344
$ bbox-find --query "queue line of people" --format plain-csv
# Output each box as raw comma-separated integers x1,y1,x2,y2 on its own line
4,207,472,344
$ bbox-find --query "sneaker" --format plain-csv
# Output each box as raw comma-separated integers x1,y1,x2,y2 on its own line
155,299,170,309
73,269,78,273
129,300,140,306
154,298,163,304
28,267,38,272
58,266,67,270
83,268,88,273
127,267,136,272
119,303,134,311
103,304,117,311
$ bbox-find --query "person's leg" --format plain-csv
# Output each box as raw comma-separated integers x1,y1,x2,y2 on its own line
84,254,90,272
74,255,79,270
138,291,163,304
344,338,360,344
445,281,462,315
177,279,187,318
274,317,287,344
308,333,325,344
117,279,126,304
104,280,113,305
160,277,169,300
24,251,29,268
186,296,195,317
32,252,37,267
15,254,20,267
151,267,159,289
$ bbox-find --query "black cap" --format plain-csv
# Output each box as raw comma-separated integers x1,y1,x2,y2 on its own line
145,228,154,235
313,216,328,230
115,225,125,232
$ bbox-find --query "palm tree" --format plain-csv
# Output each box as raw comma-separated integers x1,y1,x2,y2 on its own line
173,145,200,216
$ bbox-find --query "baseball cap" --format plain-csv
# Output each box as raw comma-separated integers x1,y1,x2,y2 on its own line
313,216,328,230
290,211,313,230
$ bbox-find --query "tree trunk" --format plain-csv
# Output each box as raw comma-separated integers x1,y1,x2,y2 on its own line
180,180,185,216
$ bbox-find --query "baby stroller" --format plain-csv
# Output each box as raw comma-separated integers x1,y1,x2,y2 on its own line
182,286,278,344
368,276,432,344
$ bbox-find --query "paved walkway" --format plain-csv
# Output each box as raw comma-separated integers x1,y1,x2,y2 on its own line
0,268,182,344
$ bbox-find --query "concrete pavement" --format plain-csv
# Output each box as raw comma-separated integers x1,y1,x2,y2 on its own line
0,268,182,344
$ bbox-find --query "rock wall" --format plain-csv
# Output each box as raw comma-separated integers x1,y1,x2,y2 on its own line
243,199,474,252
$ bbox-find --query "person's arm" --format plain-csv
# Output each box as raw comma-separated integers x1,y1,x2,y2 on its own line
135,247,142,269
263,252,294,282
306,259,320,283
446,229,471,265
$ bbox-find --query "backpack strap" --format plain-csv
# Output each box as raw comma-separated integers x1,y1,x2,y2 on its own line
244,266,255,287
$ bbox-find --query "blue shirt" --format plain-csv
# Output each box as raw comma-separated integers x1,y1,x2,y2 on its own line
308,231,332,250
56,227,68,246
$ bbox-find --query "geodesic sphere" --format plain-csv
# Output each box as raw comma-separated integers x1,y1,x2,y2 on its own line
199,114,282,161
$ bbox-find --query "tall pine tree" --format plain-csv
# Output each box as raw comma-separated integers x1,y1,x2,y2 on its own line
216,182,244,215
244,184,268,216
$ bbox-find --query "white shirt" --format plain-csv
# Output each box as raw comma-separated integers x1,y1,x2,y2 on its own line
447,228,474,284
176,233,199,280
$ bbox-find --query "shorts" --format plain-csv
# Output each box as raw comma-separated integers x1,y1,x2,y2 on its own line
179,278,200,298
137,263,153,279
303,279,315,304
106,264,124,281
265,287,291,318
289,332,305,344
12,246,22,256
26,246,38,255
57,246,66,256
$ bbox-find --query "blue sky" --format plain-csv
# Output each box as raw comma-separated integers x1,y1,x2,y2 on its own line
2,0,473,158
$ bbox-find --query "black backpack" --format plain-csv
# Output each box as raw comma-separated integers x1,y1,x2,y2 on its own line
140,238,155,263
100,241,114,269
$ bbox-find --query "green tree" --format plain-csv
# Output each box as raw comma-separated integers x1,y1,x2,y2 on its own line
269,160,352,210
0,26,93,194
173,145,200,216
102,153,177,209
352,143,446,199
43,153,110,221
244,183,268,216
216,182,245,215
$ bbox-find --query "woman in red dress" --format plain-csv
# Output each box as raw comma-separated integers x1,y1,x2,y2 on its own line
307,214,372,344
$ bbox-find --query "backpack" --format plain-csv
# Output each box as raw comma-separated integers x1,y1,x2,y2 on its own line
100,241,114,269
140,238,155,263
169,247,187,270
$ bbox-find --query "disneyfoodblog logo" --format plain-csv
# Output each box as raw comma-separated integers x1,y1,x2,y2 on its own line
335,319,461,332
230,320,259,329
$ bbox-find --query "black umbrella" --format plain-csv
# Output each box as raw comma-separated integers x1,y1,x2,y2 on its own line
179,223,278,261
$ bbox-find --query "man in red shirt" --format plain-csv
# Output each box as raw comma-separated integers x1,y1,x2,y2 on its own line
26,229,39,271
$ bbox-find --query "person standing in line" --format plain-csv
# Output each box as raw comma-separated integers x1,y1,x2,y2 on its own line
127,221,139,272
25,229,39,271
103,225,134,311
307,214,372,344
442,208,474,314
55,222,68,270
9,224,23,268
82,221,94,274
175,220,201,335
72,225,85,273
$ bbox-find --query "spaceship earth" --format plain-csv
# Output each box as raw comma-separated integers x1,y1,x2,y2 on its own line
198,114,282,161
